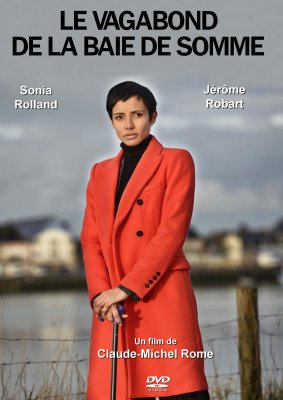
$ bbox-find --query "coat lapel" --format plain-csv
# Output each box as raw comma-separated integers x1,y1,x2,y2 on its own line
100,135,163,241
113,136,163,235
98,148,123,242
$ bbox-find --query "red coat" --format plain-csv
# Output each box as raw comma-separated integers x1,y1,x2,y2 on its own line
81,135,208,399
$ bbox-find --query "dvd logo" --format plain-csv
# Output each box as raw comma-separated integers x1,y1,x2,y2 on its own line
146,376,170,388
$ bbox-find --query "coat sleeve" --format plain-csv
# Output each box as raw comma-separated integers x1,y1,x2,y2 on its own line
118,150,195,300
80,163,112,309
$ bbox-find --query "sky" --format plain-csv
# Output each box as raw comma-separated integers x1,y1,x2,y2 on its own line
0,0,283,237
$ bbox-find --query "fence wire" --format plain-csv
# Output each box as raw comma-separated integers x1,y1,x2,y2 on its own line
0,313,282,400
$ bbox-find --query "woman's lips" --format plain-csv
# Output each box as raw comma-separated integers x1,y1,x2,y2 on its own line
124,134,138,139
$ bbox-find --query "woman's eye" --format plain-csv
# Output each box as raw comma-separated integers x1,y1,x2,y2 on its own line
133,112,143,118
114,115,123,120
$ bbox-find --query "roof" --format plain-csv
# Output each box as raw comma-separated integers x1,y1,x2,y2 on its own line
0,216,72,241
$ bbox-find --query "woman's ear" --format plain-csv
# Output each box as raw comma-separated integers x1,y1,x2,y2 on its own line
150,111,158,125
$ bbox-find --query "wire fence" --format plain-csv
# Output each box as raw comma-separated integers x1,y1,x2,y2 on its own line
0,313,282,400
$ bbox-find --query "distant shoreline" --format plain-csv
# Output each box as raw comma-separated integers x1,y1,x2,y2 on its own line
0,267,280,295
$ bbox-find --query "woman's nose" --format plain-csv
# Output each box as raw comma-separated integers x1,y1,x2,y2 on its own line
125,116,134,129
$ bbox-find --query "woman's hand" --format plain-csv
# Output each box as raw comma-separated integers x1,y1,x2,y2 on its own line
95,304,128,325
93,287,129,317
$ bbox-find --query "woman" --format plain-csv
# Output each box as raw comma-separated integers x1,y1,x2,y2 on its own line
81,81,209,400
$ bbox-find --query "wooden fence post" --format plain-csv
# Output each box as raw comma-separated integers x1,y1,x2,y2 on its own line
237,287,262,400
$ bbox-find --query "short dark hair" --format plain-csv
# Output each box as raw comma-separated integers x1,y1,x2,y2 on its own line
106,81,157,119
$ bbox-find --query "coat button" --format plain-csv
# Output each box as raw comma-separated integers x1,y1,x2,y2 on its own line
145,283,150,288
156,272,161,276
153,276,157,280
137,199,143,205
149,280,153,284
136,230,143,236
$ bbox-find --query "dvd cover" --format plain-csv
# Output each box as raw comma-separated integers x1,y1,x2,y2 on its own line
1,2,282,400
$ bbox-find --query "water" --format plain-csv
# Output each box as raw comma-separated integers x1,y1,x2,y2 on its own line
0,285,282,399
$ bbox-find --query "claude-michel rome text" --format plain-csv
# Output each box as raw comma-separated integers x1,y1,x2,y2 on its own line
97,348,214,359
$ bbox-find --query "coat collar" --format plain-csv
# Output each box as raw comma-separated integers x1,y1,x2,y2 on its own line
100,134,163,239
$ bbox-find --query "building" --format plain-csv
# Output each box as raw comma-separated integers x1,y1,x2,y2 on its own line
0,216,78,278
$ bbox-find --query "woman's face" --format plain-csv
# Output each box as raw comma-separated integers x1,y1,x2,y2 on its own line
111,96,157,146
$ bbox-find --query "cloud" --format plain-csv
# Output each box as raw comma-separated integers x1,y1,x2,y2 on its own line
208,115,247,131
157,115,191,130
195,178,283,213
0,124,24,140
270,113,283,128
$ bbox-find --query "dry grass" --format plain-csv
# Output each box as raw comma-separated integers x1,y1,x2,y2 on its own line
0,341,86,400
263,379,283,400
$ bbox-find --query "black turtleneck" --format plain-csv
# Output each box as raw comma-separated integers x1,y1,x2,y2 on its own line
115,134,152,215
